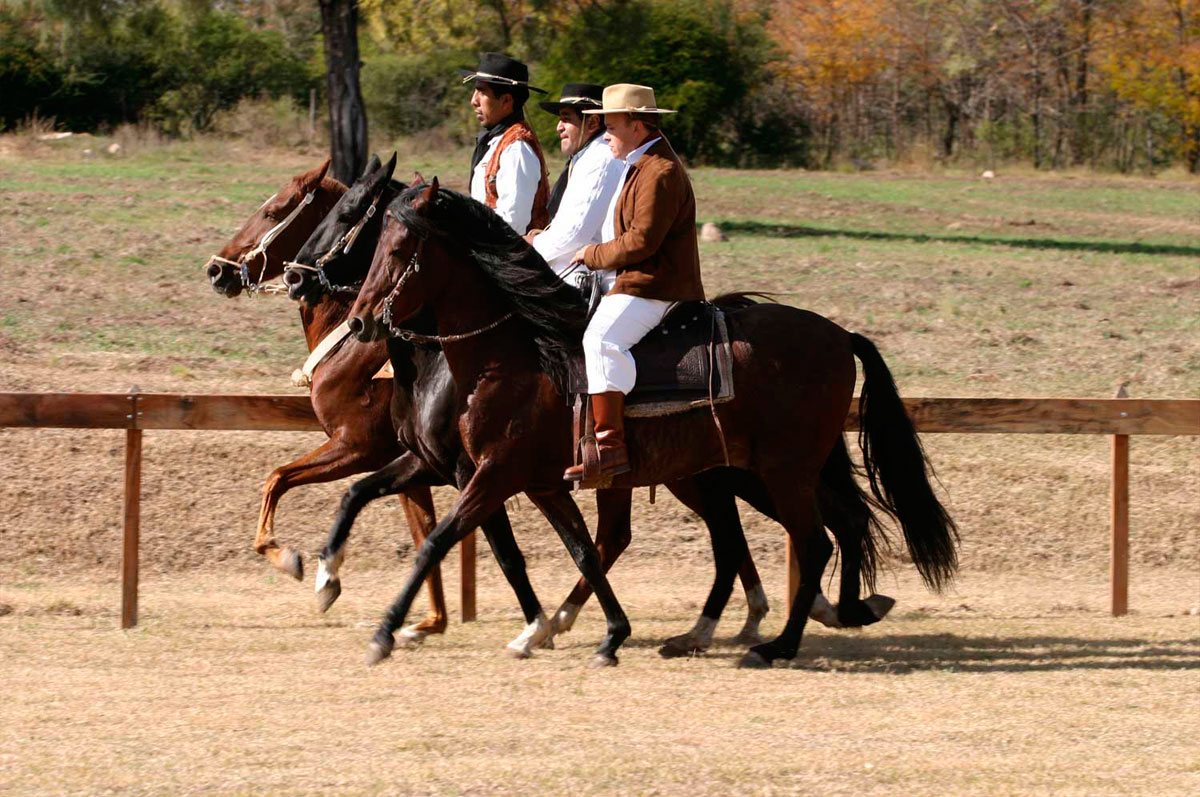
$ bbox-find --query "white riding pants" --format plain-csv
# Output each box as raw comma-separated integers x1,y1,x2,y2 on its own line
583,293,673,394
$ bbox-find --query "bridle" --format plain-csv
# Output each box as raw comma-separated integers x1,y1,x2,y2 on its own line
204,190,316,296
283,190,385,296
379,231,514,345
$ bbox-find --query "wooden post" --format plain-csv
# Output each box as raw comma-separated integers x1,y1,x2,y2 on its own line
121,387,142,629
460,532,476,622
1111,385,1130,616
785,536,800,618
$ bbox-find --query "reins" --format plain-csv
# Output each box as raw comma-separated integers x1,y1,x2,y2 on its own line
380,235,516,345
204,190,317,296
282,191,386,296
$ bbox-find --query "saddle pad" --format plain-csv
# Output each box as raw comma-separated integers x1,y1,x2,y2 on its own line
568,302,735,419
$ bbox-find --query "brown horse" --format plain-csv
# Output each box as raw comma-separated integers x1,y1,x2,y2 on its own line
203,157,451,641
346,181,958,667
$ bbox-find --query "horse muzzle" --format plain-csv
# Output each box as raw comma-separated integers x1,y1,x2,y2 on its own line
347,314,380,343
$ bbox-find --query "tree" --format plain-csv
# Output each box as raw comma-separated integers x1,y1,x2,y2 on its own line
319,0,368,184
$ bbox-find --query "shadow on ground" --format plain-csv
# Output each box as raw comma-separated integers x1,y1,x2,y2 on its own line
711,220,1200,258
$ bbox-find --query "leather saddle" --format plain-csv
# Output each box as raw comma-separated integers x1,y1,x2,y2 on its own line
567,299,734,417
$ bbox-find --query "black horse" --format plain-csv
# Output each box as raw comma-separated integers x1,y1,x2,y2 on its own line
285,159,906,661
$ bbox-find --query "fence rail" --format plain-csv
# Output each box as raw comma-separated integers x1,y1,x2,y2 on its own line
2,391,1197,627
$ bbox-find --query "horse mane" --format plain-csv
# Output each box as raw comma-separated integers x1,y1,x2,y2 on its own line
391,185,587,391
319,175,348,194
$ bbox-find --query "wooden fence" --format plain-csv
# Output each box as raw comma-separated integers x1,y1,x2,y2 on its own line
1,391,1196,628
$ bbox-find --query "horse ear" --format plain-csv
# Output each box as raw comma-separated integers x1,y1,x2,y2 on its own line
382,153,397,181
412,171,426,186
360,154,382,181
412,176,438,214
298,157,331,191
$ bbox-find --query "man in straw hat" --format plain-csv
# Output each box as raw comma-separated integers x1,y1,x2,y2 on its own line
527,82,624,281
563,84,704,483
458,52,552,235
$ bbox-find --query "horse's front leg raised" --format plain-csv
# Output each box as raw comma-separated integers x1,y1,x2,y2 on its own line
367,466,516,666
255,435,379,580
314,452,442,619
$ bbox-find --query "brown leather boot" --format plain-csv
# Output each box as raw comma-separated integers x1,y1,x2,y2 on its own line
564,391,631,483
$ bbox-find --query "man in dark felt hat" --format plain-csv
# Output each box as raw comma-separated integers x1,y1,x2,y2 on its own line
527,83,624,281
458,52,552,235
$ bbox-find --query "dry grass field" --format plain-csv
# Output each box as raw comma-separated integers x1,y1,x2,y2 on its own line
0,135,1197,794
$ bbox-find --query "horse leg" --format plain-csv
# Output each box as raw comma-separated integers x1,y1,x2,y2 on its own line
314,452,441,615
474,508,550,659
393,488,449,644
546,487,633,639
367,466,517,665
254,436,374,580
740,478,830,668
818,436,895,627
659,471,749,657
723,469,842,629
526,489,631,668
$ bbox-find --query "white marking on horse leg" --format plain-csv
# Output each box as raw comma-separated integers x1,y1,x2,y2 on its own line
549,602,581,636
808,592,843,628
732,583,769,644
506,612,551,658
398,624,428,647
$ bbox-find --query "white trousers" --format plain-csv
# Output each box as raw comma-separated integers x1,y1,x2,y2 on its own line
583,293,673,394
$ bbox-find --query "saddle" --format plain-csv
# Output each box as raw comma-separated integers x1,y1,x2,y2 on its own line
567,297,735,487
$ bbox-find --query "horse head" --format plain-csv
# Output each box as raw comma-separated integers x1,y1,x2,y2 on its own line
203,157,344,297
348,178,442,343
283,153,399,308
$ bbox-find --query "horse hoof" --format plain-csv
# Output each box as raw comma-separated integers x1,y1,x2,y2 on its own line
738,650,772,669
659,636,705,659
865,594,896,621
730,628,765,646
536,635,555,651
588,653,618,668
365,633,395,667
281,549,304,581
315,579,341,614
505,644,533,660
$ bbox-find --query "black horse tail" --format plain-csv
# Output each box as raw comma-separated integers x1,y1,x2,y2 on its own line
852,332,959,592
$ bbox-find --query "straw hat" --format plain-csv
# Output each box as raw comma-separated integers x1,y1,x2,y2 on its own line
581,84,677,115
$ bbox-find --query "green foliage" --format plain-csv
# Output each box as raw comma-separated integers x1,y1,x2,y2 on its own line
0,9,61,128
359,44,465,139
534,0,783,164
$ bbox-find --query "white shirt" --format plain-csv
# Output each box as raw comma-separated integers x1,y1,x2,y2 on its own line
596,136,662,292
531,135,624,280
470,134,542,235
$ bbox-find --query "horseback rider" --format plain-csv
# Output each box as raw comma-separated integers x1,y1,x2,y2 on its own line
563,84,705,483
526,83,624,283
459,53,552,235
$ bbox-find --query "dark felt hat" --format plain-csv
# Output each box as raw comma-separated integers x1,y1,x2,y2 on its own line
538,83,605,115
457,52,547,94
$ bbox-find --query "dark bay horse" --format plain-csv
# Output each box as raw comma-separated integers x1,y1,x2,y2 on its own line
345,181,958,668
202,157,452,642
288,170,905,659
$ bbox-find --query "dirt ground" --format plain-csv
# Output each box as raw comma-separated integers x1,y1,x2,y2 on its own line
1,562,1197,795
1,140,1197,793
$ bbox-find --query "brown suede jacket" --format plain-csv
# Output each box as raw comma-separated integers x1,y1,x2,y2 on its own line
581,137,704,301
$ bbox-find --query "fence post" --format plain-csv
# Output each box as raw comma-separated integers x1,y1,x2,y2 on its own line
1111,385,1130,616
122,386,142,629
461,532,476,622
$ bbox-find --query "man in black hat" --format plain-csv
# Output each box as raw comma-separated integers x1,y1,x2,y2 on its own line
527,83,624,283
459,52,551,235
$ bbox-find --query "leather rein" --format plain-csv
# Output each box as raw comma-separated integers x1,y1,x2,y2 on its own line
203,190,316,296
282,191,386,296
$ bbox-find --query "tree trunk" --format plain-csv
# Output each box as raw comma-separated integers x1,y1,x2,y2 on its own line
319,0,368,185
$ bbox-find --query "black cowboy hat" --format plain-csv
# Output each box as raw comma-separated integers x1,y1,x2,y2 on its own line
538,83,604,115
457,52,547,94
